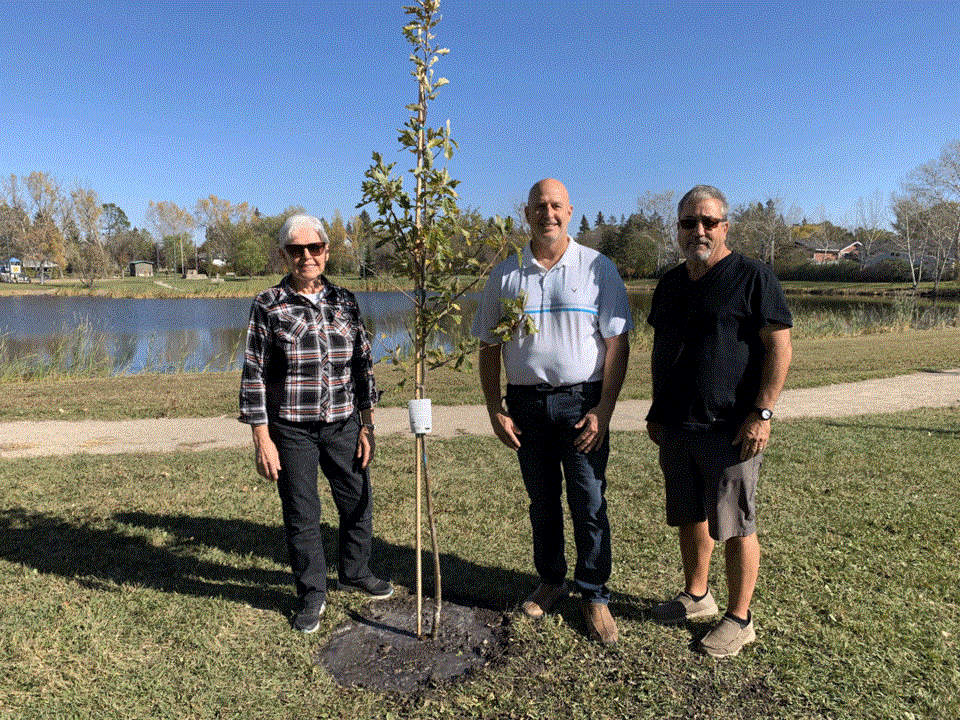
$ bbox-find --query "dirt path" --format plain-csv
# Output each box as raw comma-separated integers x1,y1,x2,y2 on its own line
1,369,958,459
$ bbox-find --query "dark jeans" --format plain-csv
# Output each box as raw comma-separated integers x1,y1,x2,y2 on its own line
505,382,612,603
270,412,373,601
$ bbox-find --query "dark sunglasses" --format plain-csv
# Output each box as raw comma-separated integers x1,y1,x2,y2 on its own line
679,215,726,230
284,242,327,257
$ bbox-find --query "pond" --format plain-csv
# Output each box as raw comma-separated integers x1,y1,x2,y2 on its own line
0,291,956,375
0,292,424,374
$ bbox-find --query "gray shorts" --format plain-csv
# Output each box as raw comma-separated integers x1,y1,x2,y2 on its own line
658,426,760,541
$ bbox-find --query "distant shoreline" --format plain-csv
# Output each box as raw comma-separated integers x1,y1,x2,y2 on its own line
0,275,956,299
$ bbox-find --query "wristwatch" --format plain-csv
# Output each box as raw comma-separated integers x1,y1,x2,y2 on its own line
362,423,375,432
753,407,773,421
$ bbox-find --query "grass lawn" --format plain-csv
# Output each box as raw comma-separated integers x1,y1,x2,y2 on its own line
1,407,958,719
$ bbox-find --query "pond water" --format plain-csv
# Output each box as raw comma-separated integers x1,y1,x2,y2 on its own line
0,291,955,375
0,292,424,374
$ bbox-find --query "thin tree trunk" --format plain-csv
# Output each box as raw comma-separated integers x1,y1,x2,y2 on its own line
423,438,442,638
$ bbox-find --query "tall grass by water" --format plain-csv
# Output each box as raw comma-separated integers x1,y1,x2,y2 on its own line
0,316,242,382
629,296,960,353
0,316,114,381
0,299,957,383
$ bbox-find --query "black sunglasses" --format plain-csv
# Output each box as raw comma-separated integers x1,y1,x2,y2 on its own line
284,242,328,257
679,215,726,230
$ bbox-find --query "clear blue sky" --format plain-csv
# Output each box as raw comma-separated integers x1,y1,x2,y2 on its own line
2,0,958,235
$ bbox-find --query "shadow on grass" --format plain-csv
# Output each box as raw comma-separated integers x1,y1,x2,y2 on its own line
0,507,575,616
822,418,960,436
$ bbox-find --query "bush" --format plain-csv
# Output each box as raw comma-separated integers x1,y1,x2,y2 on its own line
776,260,862,282
861,258,915,282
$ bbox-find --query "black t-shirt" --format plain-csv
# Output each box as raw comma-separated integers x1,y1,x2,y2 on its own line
646,252,793,430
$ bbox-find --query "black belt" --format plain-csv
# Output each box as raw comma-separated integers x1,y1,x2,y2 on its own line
507,380,601,395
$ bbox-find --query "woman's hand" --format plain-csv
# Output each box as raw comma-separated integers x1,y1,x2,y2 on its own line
357,425,375,469
252,425,281,481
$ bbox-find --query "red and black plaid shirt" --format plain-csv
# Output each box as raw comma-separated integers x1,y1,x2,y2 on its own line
239,275,378,426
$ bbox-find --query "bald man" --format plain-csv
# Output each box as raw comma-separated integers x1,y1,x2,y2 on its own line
471,179,632,645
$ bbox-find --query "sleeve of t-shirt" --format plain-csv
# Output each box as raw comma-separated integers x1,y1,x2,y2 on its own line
757,266,794,328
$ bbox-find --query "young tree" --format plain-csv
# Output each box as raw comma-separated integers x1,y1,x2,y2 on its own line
358,0,528,638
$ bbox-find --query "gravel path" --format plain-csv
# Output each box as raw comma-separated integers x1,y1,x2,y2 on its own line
1,369,957,459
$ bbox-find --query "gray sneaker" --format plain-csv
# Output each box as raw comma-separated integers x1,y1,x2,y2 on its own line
700,614,756,658
292,595,325,634
650,590,719,625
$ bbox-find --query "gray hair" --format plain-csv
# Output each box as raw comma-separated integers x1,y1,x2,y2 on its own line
278,214,328,248
678,185,729,219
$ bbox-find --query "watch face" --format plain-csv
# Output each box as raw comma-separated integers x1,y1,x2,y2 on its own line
757,408,773,420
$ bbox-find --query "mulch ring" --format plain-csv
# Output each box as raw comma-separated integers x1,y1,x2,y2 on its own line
317,591,513,696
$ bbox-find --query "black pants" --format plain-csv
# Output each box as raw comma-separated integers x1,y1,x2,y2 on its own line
269,412,373,601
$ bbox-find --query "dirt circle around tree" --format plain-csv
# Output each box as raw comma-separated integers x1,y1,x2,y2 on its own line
317,591,514,696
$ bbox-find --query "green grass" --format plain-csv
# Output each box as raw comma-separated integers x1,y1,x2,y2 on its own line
1,408,958,718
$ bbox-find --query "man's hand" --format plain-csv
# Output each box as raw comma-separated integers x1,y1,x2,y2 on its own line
489,410,522,450
733,413,770,460
646,421,662,446
356,427,375,469
574,405,611,453
252,425,281,481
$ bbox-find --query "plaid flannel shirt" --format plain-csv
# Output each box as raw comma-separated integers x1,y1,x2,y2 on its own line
238,275,378,426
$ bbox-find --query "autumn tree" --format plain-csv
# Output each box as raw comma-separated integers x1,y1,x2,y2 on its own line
70,184,107,286
146,200,196,275
323,211,352,275
4,172,69,281
194,195,252,273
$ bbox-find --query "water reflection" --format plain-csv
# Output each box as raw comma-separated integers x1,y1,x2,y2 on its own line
0,291,955,376
0,292,451,374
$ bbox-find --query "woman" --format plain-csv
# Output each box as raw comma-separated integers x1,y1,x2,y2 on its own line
239,214,392,634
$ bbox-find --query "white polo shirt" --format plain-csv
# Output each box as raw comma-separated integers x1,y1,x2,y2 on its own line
471,238,633,386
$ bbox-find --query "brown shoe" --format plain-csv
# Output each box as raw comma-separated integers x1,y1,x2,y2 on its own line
521,582,566,619
580,600,618,646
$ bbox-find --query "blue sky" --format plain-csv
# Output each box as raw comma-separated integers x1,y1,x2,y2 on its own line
2,0,959,235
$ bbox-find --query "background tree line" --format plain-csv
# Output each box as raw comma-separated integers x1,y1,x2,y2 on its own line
0,171,527,287
3,138,959,288
577,139,960,288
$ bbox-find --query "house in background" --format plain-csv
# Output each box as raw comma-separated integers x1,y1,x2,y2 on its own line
0,257,27,282
800,239,862,264
22,259,59,279
128,260,155,277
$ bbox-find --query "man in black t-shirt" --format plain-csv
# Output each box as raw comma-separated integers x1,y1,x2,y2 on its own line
645,185,793,658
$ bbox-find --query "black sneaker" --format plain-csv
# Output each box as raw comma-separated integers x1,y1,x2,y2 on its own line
292,595,325,633
338,576,394,599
